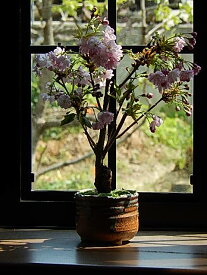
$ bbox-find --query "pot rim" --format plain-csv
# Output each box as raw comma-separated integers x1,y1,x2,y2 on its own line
75,188,139,200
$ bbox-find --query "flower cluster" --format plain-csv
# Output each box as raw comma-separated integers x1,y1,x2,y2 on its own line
34,25,201,134
92,111,114,130
33,9,201,193
35,47,71,75
149,115,163,133
148,33,201,94
79,25,123,70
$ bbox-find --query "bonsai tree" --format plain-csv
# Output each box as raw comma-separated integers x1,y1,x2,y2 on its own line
34,7,201,194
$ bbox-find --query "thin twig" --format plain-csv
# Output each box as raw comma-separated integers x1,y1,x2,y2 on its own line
117,97,163,139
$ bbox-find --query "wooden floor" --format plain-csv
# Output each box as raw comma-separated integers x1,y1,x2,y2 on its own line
0,228,207,274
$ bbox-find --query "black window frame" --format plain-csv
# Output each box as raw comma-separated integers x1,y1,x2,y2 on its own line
1,0,206,230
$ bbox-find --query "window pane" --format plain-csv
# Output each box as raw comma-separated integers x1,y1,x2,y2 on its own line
31,54,96,191
117,0,193,46
116,54,193,193
31,0,108,46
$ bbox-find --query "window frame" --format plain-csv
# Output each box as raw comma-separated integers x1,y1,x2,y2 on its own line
1,0,206,230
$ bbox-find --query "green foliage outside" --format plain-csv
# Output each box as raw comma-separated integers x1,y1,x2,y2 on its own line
35,171,94,191
144,114,192,171
33,112,192,191
52,0,108,19
31,73,40,111
153,1,193,30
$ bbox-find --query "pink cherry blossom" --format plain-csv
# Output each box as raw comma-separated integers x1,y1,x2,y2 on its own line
193,64,201,75
92,111,114,130
148,71,168,93
173,37,186,52
35,47,71,74
146,93,154,99
98,111,114,125
57,94,72,109
148,69,181,93
150,115,163,133
92,121,105,130
167,68,180,84
103,26,116,43
47,48,71,72
102,17,109,25
41,93,55,103
180,70,194,82
79,25,123,70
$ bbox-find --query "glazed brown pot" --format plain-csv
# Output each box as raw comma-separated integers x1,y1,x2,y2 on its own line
75,191,139,245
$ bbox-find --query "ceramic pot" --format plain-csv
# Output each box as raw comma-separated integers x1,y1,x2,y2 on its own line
75,191,139,245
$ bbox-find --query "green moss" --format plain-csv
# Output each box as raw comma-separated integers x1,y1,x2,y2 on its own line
76,189,137,197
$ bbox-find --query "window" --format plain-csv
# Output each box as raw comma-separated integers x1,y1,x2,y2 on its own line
1,0,206,230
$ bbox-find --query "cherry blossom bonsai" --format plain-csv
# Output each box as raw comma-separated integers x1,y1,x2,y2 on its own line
34,7,201,195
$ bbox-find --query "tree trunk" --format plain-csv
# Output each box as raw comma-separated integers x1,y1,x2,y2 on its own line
94,125,112,193
94,158,112,193
42,0,54,45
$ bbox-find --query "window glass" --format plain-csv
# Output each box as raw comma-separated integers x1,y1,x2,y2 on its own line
116,53,193,193
31,0,108,46
31,54,96,191
32,52,194,193
30,0,194,193
117,0,193,46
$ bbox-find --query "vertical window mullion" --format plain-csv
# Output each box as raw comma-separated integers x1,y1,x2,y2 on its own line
108,1,117,31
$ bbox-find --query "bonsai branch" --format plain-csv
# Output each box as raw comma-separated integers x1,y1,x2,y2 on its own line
35,117,147,179
82,124,96,152
118,61,141,89
117,97,163,139
103,112,128,158
89,67,102,111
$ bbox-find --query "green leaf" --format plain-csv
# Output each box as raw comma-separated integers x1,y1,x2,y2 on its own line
61,113,76,126
133,103,142,112
115,86,122,97
81,116,92,128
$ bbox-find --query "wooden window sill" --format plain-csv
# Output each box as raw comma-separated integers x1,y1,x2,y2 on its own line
0,228,206,274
